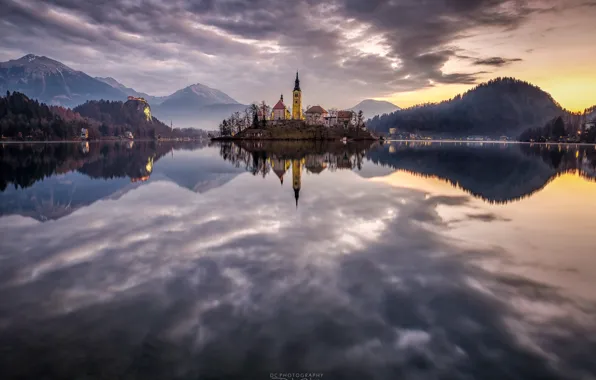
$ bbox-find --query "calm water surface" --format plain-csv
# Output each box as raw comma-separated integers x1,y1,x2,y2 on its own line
1,140,596,380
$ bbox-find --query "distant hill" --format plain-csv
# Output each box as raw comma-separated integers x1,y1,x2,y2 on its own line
0,55,125,107
74,98,177,138
349,99,400,119
153,84,246,129
367,78,565,137
95,77,165,105
159,83,239,108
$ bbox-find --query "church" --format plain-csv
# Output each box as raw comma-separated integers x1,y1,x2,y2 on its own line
268,72,353,127
270,72,304,121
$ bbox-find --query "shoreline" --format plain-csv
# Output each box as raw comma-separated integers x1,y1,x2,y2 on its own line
2,139,595,146
0,138,208,144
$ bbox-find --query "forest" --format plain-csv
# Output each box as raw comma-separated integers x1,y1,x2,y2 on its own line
519,116,596,143
0,91,93,140
0,92,209,141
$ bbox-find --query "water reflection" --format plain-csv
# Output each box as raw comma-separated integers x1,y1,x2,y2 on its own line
0,141,595,379
0,141,206,220
367,141,596,203
218,141,370,207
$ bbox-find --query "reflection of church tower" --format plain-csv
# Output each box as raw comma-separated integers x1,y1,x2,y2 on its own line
292,159,303,207
292,72,302,120
271,158,291,185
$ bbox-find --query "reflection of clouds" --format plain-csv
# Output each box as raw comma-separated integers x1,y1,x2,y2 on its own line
0,171,595,379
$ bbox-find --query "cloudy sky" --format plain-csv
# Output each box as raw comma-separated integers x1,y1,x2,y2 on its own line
1,0,595,110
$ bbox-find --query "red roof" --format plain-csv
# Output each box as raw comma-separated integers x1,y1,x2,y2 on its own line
305,105,327,114
273,100,286,110
337,110,353,119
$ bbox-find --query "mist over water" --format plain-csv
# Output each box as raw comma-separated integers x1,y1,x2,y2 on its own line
1,141,595,380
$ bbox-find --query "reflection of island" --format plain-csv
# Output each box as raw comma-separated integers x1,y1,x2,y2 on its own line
219,140,596,206
218,141,372,207
365,142,596,203
4,140,596,220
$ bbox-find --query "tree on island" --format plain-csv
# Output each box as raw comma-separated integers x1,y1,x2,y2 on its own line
357,110,364,128
249,103,259,128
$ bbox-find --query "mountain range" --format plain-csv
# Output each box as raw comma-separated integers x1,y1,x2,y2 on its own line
349,99,400,119
0,55,124,107
5,55,591,137
1,54,402,130
0,54,248,129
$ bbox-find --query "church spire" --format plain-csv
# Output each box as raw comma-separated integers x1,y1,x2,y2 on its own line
294,188,300,208
294,71,300,91
292,159,302,208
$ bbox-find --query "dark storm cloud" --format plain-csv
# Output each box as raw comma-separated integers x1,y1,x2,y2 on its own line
473,57,524,66
0,0,588,103
331,0,535,88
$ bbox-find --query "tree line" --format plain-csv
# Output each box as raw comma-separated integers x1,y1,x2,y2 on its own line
519,115,596,143
217,103,266,137
0,92,210,141
0,91,93,140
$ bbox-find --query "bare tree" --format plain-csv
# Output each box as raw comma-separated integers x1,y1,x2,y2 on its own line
357,110,364,127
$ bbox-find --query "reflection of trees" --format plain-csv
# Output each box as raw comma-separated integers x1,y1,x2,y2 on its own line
0,141,208,191
366,142,596,204
216,141,372,178
519,143,596,182
0,143,86,191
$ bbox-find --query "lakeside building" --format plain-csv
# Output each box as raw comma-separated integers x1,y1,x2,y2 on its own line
305,106,328,125
337,111,354,127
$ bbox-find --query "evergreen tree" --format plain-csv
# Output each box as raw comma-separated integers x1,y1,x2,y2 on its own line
552,116,566,138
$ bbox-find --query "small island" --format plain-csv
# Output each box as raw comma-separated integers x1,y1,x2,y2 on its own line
211,72,378,141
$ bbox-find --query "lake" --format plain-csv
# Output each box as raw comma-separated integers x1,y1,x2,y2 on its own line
1,140,595,380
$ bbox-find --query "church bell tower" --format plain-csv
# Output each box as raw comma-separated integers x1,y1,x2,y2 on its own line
292,159,302,208
292,71,302,120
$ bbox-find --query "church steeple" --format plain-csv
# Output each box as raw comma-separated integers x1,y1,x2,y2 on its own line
292,159,302,208
294,71,301,91
292,71,302,120
294,188,300,208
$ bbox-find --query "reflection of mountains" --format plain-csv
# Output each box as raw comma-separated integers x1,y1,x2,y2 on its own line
365,142,596,203
4,140,596,221
0,141,213,221
153,150,245,193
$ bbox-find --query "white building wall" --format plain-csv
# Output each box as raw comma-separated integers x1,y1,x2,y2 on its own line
306,113,328,125
273,109,286,120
